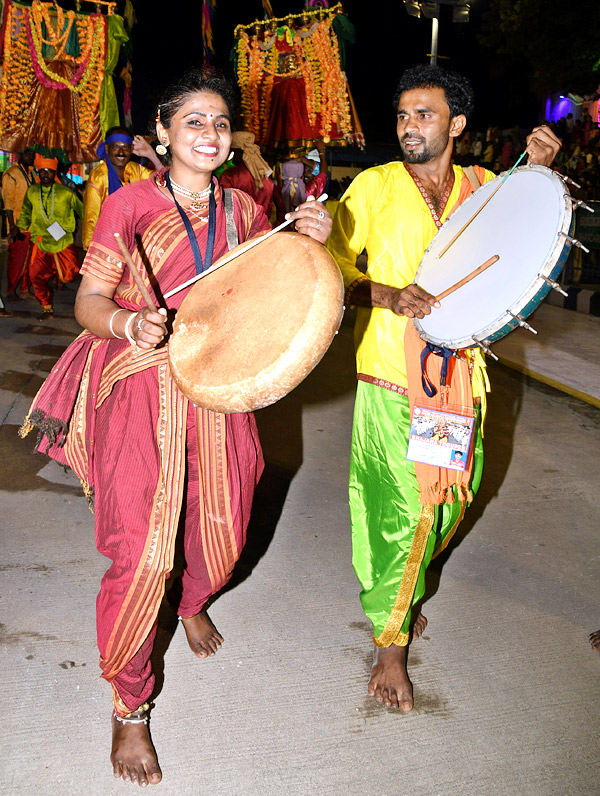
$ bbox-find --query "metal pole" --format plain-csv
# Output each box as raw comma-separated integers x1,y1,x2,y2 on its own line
430,3,440,64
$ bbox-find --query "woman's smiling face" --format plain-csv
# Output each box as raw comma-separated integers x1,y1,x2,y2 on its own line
158,90,232,182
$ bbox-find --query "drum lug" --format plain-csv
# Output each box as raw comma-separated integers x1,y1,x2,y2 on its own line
571,198,595,213
507,311,538,334
559,232,590,254
541,275,568,297
472,336,498,361
558,173,581,190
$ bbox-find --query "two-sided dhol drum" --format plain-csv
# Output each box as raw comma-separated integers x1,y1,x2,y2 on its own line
413,165,579,353
168,231,344,413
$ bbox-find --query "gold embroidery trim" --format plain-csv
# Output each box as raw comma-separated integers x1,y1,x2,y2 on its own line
373,503,435,648
431,499,466,560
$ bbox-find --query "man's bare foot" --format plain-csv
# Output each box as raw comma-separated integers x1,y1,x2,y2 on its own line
411,612,428,640
368,643,413,712
589,630,600,652
180,611,223,658
111,714,162,787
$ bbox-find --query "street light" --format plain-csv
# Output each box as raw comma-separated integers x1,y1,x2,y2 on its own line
402,0,471,64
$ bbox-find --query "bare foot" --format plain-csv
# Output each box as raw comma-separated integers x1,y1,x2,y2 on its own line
368,643,413,712
590,630,600,652
411,612,428,640
111,714,162,787
180,611,223,658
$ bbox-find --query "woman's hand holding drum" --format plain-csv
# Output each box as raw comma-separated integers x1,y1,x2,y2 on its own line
134,307,168,350
286,196,332,245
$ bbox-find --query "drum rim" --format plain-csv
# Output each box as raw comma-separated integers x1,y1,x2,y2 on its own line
413,165,573,349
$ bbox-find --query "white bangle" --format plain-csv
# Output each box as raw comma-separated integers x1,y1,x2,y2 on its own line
109,308,127,339
123,312,138,347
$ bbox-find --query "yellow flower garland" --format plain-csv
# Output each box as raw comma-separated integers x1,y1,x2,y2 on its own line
235,7,353,146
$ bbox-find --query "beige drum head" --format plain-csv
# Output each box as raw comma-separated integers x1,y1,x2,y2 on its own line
168,231,344,413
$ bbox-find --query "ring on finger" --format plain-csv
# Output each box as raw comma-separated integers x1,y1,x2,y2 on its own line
316,220,322,230
136,316,144,332
317,209,325,219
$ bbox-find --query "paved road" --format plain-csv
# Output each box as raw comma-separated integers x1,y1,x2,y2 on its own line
1,286,599,795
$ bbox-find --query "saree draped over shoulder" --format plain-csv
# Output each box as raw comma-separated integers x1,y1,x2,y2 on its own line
20,174,271,715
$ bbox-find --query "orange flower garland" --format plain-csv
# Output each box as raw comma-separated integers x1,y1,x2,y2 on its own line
234,6,353,146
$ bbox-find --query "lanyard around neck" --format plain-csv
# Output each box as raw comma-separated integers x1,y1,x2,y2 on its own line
165,170,216,275
39,185,54,222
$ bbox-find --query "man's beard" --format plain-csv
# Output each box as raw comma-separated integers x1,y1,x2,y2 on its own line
400,128,450,164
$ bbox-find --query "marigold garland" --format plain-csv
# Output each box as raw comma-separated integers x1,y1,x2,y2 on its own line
235,7,353,146
0,0,107,152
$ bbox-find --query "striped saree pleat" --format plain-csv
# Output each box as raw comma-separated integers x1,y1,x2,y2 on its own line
101,364,188,681
195,408,237,593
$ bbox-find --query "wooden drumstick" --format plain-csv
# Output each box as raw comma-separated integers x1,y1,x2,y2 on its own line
113,233,158,312
163,193,329,300
438,151,527,258
434,254,500,301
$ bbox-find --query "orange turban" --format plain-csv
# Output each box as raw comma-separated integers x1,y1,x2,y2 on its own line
34,154,58,171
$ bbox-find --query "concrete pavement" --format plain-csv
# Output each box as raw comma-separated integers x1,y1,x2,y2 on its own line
1,283,599,796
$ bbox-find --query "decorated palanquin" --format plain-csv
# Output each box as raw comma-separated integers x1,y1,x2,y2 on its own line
234,2,364,154
0,0,128,162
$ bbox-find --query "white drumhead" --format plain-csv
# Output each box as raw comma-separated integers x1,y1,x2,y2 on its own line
414,165,571,349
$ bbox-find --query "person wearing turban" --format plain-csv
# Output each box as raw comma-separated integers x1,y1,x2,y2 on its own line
2,148,36,307
17,154,83,319
83,127,162,249
219,131,276,218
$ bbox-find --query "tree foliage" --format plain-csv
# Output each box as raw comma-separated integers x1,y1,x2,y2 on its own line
479,0,600,98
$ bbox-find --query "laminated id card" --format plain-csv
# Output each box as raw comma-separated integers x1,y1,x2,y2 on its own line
406,404,474,471
46,221,66,241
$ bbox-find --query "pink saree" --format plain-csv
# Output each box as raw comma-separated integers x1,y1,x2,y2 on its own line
21,173,270,715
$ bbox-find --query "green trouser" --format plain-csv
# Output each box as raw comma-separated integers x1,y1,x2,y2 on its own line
349,380,483,646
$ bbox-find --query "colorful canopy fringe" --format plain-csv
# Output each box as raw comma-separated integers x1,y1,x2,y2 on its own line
0,0,128,162
234,3,364,153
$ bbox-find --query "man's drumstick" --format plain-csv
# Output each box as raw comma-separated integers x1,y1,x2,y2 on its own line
113,233,158,312
434,254,500,301
438,151,527,259
163,193,328,300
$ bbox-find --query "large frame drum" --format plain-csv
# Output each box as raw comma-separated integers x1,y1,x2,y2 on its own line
168,231,344,413
413,165,574,350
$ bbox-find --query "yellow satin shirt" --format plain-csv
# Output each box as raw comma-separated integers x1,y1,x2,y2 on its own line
82,161,153,249
327,161,495,388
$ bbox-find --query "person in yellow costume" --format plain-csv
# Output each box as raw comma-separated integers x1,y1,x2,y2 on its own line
327,64,561,713
82,127,163,249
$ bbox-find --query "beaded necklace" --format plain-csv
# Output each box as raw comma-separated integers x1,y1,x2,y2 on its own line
168,177,212,212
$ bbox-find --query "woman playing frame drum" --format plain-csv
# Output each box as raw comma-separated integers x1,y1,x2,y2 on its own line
20,69,332,787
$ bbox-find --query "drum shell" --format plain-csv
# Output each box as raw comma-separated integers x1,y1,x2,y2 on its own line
413,165,573,350
168,231,344,413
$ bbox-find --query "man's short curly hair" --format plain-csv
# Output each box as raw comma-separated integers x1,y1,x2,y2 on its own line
393,64,475,120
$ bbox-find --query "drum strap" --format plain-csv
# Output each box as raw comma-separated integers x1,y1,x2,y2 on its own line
462,166,481,191
223,189,239,251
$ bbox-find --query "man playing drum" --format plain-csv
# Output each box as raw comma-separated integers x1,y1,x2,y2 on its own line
326,64,560,713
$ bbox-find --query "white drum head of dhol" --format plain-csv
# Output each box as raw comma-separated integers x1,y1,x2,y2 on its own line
413,165,572,349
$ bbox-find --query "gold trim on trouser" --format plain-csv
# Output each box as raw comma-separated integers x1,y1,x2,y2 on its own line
373,504,435,648
432,500,466,560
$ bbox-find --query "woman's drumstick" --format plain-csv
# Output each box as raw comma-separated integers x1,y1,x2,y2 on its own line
434,254,500,302
113,232,159,312
438,151,527,258
162,193,328,300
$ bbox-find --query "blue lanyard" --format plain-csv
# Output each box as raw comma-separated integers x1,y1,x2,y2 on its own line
165,170,216,275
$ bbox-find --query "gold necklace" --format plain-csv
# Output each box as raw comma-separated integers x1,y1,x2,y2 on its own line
169,177,211,212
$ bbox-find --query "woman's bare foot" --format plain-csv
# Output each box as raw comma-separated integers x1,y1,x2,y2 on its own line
368,643,413,712
590,630,600,652
111,714,162,787
180,611,223,658
411,612,428,640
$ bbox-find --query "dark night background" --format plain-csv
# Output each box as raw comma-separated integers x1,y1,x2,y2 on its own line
36,0,590,149
131,0,532,143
